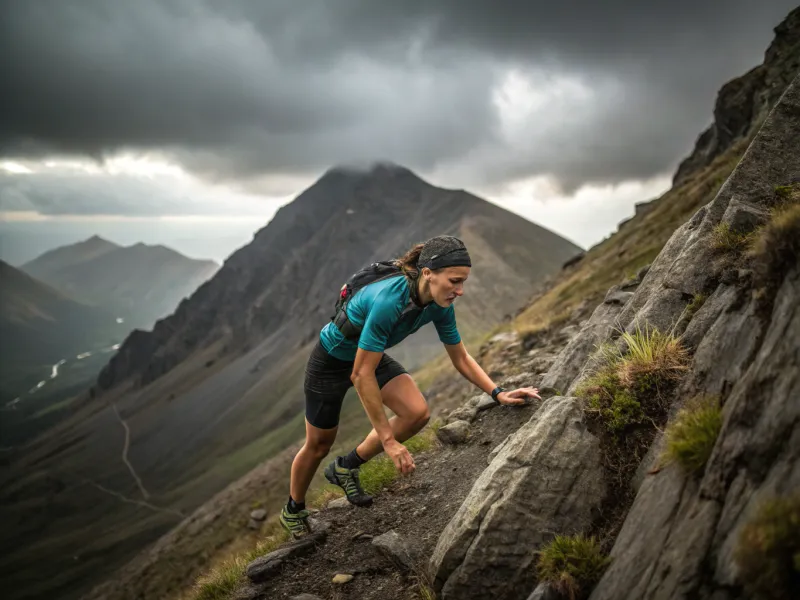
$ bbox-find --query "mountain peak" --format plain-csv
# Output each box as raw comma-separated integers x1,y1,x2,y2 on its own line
325,160,415,179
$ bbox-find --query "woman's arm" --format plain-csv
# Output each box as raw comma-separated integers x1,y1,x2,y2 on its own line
444,342,541,405
351,348,415,473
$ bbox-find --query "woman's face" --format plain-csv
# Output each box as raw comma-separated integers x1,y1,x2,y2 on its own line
425,266,470,307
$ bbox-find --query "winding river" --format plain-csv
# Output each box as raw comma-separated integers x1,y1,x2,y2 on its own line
4,342,122,409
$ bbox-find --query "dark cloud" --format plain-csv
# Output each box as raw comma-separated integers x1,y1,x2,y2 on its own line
1,0,796,196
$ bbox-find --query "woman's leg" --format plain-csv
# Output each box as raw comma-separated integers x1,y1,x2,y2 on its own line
290,419,338,503
355,373,430,461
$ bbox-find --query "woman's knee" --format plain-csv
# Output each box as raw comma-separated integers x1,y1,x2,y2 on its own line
413,405,430,428
305,435,335,459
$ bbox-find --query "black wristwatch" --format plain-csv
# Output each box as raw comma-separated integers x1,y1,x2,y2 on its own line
491,386,506,403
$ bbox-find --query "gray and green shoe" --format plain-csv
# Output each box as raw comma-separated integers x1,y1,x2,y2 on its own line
324,458,373,507
279,504,311,538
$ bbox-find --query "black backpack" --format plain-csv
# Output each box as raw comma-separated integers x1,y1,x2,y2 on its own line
330,260,417,340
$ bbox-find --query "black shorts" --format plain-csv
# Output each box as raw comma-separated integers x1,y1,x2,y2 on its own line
304,340,408,429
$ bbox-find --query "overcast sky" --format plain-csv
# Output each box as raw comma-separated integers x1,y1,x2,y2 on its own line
1,0,796,263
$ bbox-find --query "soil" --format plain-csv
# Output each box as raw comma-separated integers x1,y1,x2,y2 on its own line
236,401,541,600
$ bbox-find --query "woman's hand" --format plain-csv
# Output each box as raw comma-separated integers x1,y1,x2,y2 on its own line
383,438,416,474
497,387,542,405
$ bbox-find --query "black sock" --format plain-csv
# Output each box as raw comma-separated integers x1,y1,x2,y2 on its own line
339,448,367,470
287,495,305,514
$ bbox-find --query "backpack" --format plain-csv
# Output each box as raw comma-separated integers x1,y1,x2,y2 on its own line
330,260,415,340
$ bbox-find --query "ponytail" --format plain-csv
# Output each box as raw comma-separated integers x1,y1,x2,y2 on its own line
395,242,424,277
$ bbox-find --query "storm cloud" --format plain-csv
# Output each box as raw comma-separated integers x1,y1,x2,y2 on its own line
1,0,795,196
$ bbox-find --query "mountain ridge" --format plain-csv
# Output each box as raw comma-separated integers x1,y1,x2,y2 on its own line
21,236,220,330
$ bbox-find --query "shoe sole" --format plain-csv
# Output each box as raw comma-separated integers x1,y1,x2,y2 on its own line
324,462,373,507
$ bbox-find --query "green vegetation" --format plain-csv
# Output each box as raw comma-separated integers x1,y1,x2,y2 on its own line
577,324,690,437
360,424,440,495
748,201,800,288
685,293,707,320
734,493,800,600
661,395,723,474
536,534,610,600
191,520,291,600
710,222,754,252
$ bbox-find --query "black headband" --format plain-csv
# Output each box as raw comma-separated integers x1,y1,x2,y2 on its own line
418,247,472,270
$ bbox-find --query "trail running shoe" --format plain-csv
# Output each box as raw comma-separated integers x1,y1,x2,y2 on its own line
324,457,373,507
279,504,311,538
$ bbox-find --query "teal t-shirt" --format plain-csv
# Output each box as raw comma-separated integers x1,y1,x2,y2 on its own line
319,275,462,361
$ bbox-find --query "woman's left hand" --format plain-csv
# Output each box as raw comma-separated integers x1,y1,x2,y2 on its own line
497,387,542,405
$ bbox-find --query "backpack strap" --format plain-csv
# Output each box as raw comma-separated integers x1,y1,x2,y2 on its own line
332,264,420,341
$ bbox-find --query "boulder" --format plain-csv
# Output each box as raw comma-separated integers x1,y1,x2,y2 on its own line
327,496,350,510
430,396,606,600
371,530,420,571
447,405,479,424
249,508,267,521
436,420,471,445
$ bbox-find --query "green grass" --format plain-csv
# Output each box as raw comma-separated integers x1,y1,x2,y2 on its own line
685,293,707,320
661,395,723,474
711,222,754,252
734,493,800,600
190,520,290,600
748,202,800,289
360,424,439,495
536,534,610,600
577,324,690,437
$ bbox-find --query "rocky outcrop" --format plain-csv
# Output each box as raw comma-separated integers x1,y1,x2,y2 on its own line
430,71,799,600
430,396,606,600
587,73,800,600
672,7,799,185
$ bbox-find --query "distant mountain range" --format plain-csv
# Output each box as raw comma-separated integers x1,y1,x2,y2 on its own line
20,236,219,330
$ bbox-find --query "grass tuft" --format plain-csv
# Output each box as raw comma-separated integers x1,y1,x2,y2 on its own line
578,323,690,437
748,202,800,289
536,534,610,600
685,293,707,320
661,395,723,474
734,493,800,600
190,520,290,600
711,222,754,252
192,556,247,600
615,324,691,391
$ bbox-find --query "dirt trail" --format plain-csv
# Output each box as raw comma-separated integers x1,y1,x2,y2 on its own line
241,401,541,600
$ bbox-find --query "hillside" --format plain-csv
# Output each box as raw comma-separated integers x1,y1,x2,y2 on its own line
21,236,219,330
69,9,800,600
0,260,120,402
0,164,580,600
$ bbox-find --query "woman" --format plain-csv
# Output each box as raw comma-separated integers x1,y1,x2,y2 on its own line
280,235,541,537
